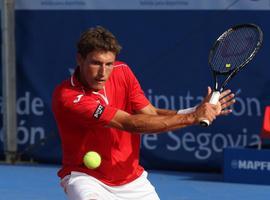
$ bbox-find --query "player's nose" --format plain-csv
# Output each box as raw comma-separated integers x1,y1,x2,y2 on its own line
98,65,106,76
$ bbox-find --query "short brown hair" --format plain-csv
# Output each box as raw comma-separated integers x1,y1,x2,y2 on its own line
77,26,122,58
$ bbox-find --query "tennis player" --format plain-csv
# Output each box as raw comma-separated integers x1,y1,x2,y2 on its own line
52,26,235,200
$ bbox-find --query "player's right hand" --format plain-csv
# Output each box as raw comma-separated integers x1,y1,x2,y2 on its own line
193,102,221,125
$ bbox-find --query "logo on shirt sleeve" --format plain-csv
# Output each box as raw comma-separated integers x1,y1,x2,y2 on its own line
93,104,105,119
73,94,83,103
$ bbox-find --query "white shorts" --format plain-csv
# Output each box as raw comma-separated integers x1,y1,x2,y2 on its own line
61,171,160,200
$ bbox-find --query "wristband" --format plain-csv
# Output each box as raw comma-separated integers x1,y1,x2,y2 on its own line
177,106,197,114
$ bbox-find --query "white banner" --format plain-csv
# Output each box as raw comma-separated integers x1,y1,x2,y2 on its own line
14,0,270,10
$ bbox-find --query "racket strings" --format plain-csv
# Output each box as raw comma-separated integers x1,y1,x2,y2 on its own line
210,27,260,73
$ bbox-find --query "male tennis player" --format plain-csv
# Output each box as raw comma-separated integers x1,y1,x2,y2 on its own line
52,26,235,200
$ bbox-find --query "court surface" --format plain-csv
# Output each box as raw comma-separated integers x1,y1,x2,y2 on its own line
0,164,269,200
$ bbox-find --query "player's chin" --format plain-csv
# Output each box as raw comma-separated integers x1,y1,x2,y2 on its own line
92,82,105,91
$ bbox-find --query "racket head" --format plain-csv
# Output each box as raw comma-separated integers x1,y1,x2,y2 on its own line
208,23,263,76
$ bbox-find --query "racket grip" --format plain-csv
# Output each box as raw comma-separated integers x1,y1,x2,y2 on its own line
200,91,221,127
200,119,211,127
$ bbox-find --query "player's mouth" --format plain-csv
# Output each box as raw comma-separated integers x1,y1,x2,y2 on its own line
95,78,106,84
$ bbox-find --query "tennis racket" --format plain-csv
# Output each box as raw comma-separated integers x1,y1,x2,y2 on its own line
200,23,263,127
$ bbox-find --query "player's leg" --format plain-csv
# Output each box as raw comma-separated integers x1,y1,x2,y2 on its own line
111,171,160,200
61,172,115,200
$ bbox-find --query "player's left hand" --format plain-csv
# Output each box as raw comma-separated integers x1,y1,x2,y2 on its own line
219,88,235,115
204,86,235,116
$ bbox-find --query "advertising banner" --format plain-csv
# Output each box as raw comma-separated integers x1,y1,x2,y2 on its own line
224,147,270,185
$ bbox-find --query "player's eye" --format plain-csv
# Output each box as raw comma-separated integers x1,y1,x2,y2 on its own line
106,63,114,69
90,61,102,67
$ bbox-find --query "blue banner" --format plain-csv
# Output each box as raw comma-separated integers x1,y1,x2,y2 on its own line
0,1,270,170
224,147,270,185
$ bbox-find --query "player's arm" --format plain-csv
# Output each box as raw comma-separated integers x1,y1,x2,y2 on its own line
134,103,176,115
138,87,235,116
108,102,221,134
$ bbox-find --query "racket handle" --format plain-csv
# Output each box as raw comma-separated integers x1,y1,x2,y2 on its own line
200,91,220,127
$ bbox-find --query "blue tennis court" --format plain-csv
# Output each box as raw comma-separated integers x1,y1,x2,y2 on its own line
1,164,269,200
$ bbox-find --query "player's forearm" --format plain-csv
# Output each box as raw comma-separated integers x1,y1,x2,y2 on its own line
155,108,177,115
155,107,197,115
110,112,196,134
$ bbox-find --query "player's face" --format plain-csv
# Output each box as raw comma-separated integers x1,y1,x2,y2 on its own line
77,51,116,91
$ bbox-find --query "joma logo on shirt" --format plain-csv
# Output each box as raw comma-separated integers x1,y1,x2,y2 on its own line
73,94,83,103
93,104,105,119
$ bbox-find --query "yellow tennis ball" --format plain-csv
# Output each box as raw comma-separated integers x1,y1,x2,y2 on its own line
83,151,101,169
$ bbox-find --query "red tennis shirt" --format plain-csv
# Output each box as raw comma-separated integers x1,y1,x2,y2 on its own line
52,61,150,186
